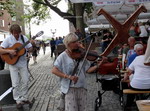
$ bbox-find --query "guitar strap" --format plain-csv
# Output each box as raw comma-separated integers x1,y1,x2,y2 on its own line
21,35,27,53
21,35,25,43
71,59,80,76
69,59,80,85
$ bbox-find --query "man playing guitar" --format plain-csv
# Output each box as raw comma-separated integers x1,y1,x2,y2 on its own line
0,24,33,109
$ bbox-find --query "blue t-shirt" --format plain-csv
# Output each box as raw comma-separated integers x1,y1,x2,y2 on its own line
127,53,137,67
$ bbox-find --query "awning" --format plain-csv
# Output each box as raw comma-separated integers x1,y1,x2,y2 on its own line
88,24,112,32
70,0,150,4
88,12,150,24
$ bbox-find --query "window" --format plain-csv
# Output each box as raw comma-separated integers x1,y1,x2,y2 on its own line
0,4,4,10
12,16,16,21
0,19,4,27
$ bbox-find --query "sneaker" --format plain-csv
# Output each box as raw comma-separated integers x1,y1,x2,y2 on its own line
22,100,32,104
23,100,33,108
33,61,37,64
16,102,24,109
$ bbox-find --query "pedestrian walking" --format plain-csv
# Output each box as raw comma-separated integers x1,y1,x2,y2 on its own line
41,40,46,55
50,38,56,57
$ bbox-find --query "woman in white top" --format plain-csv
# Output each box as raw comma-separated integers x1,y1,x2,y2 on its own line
128,55,150,90
124,55,150,108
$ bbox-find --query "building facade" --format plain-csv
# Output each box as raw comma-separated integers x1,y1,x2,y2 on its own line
0,0,25,41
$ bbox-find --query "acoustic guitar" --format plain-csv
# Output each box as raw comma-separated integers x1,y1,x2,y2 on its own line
1,31,44,65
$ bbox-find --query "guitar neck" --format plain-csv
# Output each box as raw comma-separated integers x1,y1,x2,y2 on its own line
16,35,39,52
17,41,30,52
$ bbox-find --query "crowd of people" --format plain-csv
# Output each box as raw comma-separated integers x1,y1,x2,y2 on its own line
129,21,150,38
101,29,114,52
117,36,150,109
93,21,150,110
49,36,64,57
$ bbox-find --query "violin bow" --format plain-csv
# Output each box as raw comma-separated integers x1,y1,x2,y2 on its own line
79,32,98,43
76,34,95,76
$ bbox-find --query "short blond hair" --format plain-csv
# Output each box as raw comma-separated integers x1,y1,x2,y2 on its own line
63,33,78,48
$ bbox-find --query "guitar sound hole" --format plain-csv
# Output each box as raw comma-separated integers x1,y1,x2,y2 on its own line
9,54,14,59
15,48,20,52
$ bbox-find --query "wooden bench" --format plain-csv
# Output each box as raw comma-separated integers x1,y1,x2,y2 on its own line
136,100,150,111
120,70,128,74
123,89,150,94
122,89,150,110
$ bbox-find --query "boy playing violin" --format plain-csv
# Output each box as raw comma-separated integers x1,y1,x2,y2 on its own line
52,32,106,111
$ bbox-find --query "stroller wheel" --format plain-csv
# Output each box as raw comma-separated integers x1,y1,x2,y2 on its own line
94,96,102,111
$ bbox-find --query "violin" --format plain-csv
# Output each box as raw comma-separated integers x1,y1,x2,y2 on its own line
70,48,101,61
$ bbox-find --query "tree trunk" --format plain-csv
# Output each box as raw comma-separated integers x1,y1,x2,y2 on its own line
75,3,85,39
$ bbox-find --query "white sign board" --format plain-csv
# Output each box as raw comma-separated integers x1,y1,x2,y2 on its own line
94,1,124,6
126,0,150,4
70,0,150,4
70,0,125,3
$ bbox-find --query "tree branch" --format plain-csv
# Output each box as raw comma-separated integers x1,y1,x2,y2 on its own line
33,0,76,27
32,0,47,6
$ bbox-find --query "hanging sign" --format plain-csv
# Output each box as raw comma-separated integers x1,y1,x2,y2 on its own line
70,0,150,4
70,0,125,3
126,0,150,4
70,0,95,3
94,1,124,6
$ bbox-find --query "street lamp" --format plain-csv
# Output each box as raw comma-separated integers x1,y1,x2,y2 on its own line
50,29,56,37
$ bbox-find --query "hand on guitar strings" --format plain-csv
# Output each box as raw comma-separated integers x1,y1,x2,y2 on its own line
7,49,17,56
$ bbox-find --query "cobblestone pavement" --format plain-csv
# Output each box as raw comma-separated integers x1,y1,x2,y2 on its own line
28,47,126,111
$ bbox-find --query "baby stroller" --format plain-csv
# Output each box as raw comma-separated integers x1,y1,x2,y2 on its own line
94,58,123,111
